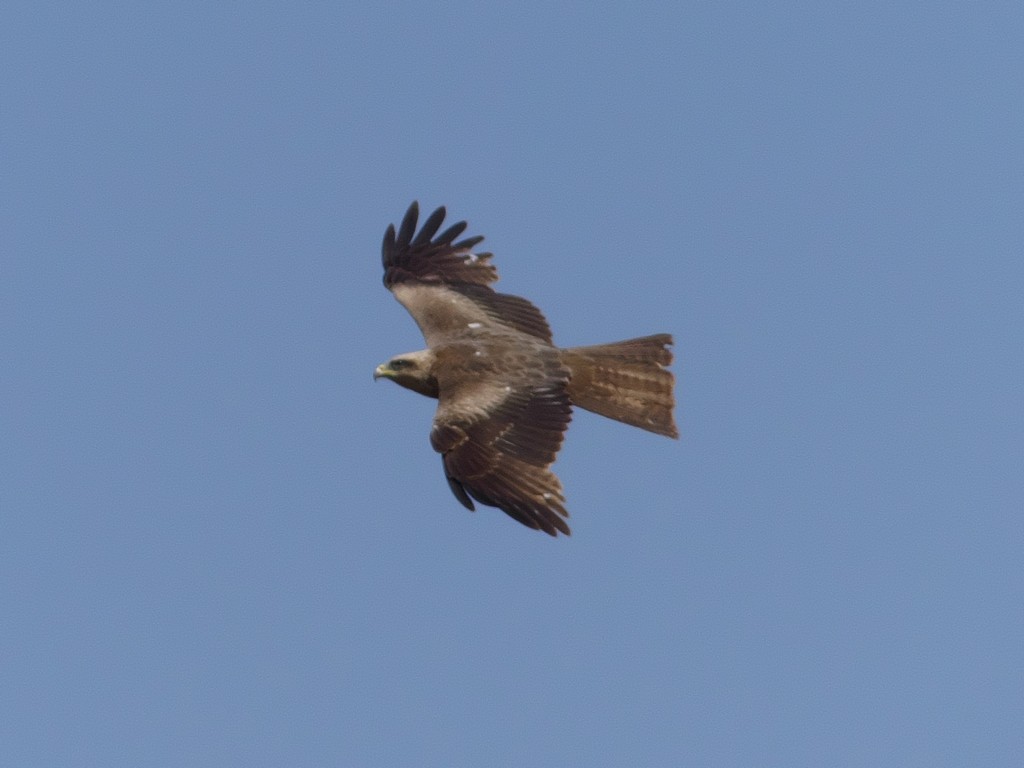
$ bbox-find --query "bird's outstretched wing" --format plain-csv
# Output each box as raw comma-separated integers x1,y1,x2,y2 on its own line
429,342,573,536
381,202,553,346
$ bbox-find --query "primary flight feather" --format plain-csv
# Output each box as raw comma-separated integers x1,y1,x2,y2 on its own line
374,202,678,536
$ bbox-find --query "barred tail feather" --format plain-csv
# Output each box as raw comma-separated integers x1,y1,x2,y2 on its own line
561,334,678,438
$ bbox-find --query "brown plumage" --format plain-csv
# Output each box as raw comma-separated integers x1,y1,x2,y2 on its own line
374,202,677,536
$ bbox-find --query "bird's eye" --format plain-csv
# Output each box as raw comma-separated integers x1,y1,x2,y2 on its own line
390,359,408,370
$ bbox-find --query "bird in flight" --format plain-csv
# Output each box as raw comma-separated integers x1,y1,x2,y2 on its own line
374,202,678,536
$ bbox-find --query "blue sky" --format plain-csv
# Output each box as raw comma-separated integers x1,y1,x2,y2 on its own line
3,2,1022,765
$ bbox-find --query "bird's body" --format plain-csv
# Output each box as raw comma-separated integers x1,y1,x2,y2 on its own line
374,202,677,536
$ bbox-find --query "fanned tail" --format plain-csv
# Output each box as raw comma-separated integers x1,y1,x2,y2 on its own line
560,334,678,438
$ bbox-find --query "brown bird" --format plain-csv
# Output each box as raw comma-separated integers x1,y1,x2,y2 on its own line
374,202,678,536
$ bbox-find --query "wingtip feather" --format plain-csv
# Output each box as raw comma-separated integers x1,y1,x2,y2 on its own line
397,201,419,246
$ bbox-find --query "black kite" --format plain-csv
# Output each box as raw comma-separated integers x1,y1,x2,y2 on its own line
374,202,677,536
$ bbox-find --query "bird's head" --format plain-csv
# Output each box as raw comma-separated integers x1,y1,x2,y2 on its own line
373,350,439,398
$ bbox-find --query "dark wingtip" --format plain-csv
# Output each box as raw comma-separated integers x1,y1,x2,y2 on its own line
380,201,500,289
445,472,476,512
396,201,419,246
436,220,469,245
413,205,448,246
548,518,572,537
381,223,396,261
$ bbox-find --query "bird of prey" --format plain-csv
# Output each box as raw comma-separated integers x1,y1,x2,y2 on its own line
373,202,677,536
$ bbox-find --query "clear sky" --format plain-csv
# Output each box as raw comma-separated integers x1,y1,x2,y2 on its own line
3,2,1022,766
